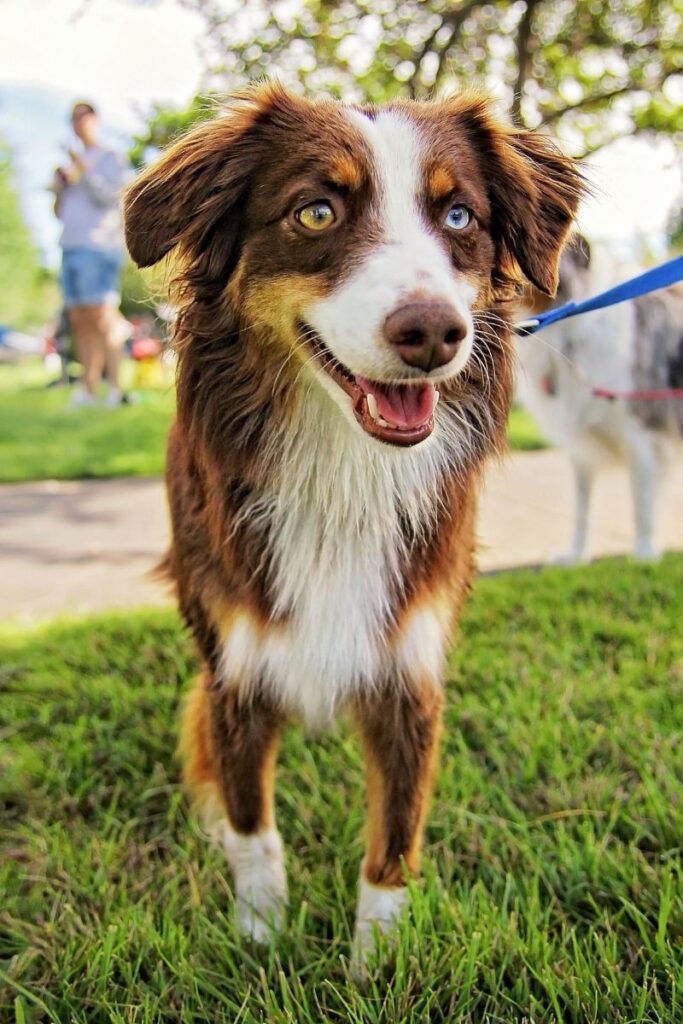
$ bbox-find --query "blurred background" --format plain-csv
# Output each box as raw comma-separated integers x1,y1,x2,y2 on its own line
0,0,682,618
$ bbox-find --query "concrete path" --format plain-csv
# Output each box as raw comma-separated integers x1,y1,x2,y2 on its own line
1,450,682,621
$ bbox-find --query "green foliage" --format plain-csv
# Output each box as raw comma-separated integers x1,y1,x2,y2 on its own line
119,260,171,320
130,96,218,168
1,557,682,1021
507,405,547,451
135,0,683,160
668,195,683,251
0,145,59,330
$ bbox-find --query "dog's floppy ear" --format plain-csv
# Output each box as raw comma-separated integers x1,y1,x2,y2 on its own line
457,99,586,296
124,83,288,269
570,232,592,269
493,129,586,295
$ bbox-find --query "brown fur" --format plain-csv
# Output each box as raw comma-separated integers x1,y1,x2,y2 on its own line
356,683,444,886
181,673,282,834
391,475,480,639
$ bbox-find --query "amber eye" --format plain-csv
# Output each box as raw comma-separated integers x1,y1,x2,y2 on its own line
295,201,336,232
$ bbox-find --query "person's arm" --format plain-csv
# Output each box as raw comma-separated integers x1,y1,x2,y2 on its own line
50,168,68,219
80,151,127,207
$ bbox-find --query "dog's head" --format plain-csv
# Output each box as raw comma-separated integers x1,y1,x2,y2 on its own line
125,82,584,448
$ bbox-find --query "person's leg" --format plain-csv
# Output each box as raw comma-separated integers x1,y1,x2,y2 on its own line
99,305,126,397
62,252,97,401
68,304,106,398
96,252,125,397
65,250,125,401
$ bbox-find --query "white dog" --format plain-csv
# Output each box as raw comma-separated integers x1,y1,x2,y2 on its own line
517,238,683,563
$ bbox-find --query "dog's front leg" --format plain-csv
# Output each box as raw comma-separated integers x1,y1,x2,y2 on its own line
210,684,287,942
352,682,444,971
183,677,287,942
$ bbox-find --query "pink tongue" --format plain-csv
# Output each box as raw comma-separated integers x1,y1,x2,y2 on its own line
357,378,436,429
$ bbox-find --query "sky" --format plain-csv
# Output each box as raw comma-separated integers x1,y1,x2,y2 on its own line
0,0,205,265
0,0,680,267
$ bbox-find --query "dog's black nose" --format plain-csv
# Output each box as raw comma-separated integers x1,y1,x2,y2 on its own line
383,301,468,372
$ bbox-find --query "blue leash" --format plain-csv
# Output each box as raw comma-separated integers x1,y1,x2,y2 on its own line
516,254,683,335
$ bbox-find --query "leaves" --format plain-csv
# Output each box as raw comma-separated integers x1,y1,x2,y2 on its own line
0,144,59,330
135,0,683,160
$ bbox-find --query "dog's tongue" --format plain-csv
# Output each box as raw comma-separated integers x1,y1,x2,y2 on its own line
357,378,436,429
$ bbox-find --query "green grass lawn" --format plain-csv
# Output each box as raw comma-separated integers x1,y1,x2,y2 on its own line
1,557,681,1023
0,362,545,483
0,361,175,483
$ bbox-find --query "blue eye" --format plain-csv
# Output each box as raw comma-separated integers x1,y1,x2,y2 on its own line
445,205,471,231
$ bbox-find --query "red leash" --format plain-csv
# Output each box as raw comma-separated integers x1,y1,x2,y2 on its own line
592,387,683,401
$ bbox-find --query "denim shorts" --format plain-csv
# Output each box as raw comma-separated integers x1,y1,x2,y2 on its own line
61,247,123,310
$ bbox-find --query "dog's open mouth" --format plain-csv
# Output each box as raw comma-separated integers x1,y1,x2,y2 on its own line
302,325,438,447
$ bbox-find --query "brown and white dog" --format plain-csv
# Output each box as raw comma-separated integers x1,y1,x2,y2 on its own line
124,82,583,968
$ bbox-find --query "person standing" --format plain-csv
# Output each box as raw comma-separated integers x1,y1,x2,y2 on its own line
52,101,128,406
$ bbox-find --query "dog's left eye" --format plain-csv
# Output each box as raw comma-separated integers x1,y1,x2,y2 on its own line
296,201,336,232
445,205,471,231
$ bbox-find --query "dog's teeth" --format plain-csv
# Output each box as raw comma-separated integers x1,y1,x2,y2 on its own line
366,393,380,421
433,390,440,411
378,416,390,427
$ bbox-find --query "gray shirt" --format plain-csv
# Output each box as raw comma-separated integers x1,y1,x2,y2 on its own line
59,145,128,254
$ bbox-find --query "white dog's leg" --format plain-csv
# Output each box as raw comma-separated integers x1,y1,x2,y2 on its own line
351,873,409,977
222,823,288,943
554,459,592,565
629,440,662,561
195,793,288,943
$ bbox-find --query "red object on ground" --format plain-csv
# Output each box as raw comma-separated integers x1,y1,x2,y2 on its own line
132,337,162,361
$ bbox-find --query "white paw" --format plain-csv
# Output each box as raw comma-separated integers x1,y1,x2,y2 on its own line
350,878,409,978
551,549,588,567
235,887,286,943
633,542,661,563
222,825,288,943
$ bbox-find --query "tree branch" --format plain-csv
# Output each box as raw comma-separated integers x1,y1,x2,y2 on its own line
408,0,484,96
576,125,640,160
538,83,644,126
511,0,540,122
540,59,680,127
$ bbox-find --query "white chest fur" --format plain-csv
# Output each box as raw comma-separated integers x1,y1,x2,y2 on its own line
218,389,459,726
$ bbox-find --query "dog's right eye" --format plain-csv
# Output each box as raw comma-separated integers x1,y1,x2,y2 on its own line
295,201,336,233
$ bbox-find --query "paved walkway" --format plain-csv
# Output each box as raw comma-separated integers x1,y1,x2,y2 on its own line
1,450,682,621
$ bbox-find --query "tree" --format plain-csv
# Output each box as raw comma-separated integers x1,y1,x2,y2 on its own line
133,0,682,160
0,145,58,330
667,196,683,251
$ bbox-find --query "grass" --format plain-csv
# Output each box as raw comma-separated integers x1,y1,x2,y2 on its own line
0,362,545,484
0,361,175,482
1,557,682,1023
506,405,548,451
